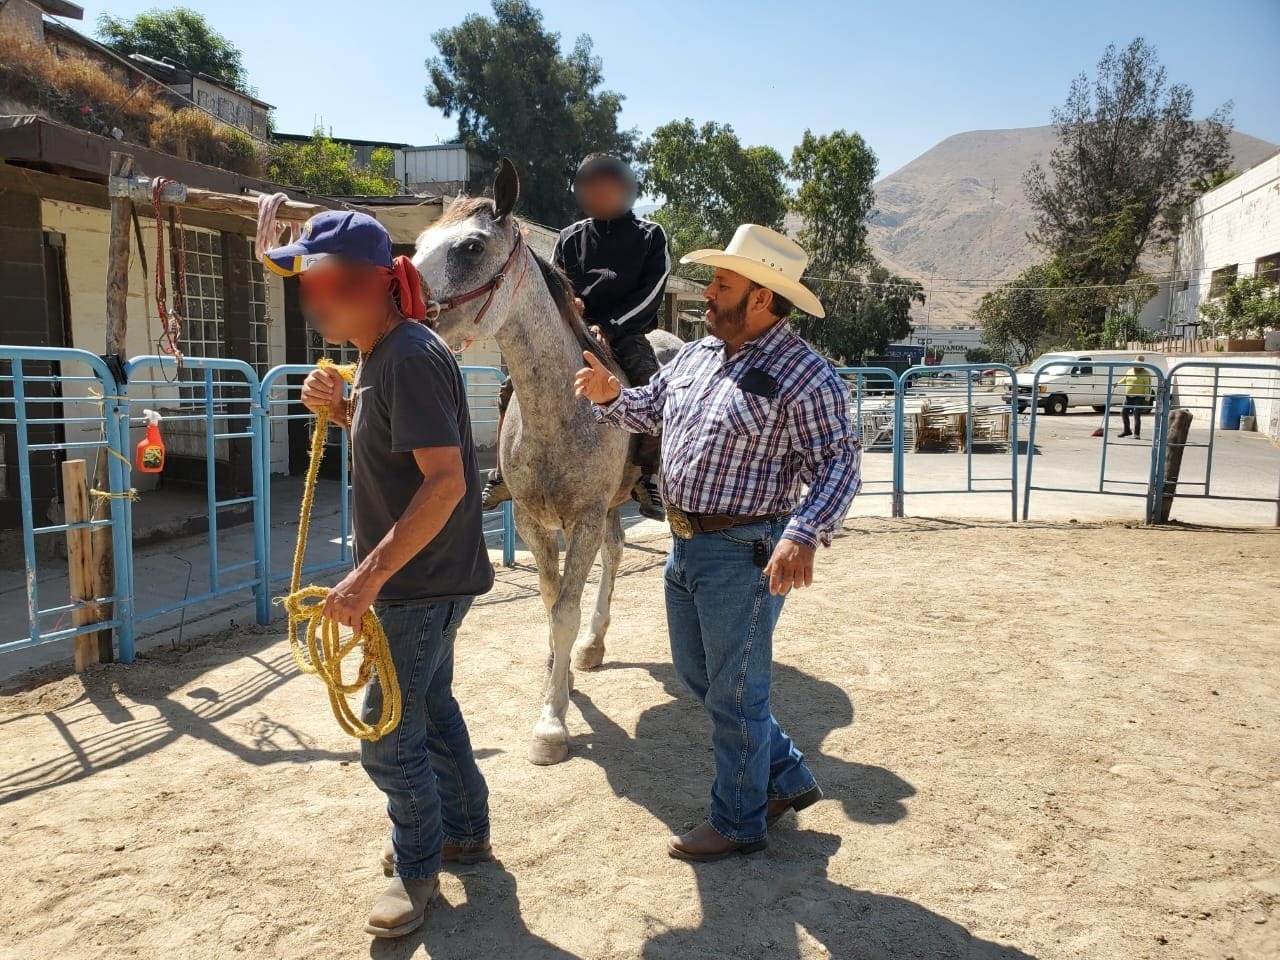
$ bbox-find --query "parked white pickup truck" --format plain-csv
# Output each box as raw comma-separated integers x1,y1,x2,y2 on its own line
1005,351,1168,414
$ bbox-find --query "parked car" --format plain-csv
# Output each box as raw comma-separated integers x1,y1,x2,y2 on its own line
1004,351,1168,414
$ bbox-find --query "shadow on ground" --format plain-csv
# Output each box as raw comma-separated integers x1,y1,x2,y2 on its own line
0,633,352,807
568,660,1035,960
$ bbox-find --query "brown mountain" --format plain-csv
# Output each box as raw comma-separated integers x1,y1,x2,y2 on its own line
862,126,1278,326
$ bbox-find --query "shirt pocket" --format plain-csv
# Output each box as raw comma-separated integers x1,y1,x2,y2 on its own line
662,375,699,417
724,389,777,436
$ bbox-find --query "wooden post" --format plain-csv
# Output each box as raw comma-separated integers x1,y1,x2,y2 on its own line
91,150,135,664
62,459,100,672
1158,408,1193,524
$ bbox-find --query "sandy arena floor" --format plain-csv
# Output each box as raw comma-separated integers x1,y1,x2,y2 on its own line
1,519,1277,960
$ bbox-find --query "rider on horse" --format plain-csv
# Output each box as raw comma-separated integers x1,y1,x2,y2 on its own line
482,153,671,521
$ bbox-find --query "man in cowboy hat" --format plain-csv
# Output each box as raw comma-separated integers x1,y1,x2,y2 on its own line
483,152,671,520
287,211,494,938
575,224,862,860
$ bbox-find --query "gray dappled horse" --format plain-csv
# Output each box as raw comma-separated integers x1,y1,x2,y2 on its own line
413,160,680,765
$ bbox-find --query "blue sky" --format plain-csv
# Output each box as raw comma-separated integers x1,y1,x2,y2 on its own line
75,0,1280,177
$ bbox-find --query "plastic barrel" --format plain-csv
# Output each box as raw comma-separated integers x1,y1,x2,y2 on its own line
1219,394,1253,430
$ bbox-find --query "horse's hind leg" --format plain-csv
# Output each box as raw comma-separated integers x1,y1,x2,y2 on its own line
530,508,606,766
573,506,623,671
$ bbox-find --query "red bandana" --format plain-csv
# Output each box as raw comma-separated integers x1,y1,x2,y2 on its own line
390,256,428,322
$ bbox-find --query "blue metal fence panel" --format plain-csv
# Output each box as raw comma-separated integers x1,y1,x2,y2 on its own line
1161,360,1280,524
458,365,516,566
258,363,353,593
1020,360,1167,523
898,363,1020,521
122,355,269,628
0,346,134,660
832,367,900,515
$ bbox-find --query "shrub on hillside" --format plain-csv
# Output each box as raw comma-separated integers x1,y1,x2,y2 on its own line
150,109,263,175
0,32,264,176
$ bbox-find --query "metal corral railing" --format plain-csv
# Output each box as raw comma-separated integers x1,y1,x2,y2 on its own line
1021,360,1168,523
259,363,353,592
458,365,517,567
832,367,901,512
122,355,270,627
0,346,134,660
1163,360,1280,524
898,363,1021,521
0,349,518,667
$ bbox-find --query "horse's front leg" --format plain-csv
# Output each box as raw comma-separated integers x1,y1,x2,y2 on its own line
529,507,607,766
573,506,623,671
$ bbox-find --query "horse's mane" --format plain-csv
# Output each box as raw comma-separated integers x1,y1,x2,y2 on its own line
436,196,617,372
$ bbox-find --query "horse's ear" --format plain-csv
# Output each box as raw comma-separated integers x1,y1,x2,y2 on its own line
493,157,519,221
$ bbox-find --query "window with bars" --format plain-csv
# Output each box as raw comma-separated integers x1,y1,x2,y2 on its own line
175,227,272,394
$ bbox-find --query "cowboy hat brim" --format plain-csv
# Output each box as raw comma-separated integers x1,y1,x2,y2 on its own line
680,250,826,318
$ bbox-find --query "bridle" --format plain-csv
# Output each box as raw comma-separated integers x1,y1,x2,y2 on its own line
423,226,530,326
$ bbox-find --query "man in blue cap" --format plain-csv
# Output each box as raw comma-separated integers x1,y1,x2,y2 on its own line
482,153,671,520
281,211,494,939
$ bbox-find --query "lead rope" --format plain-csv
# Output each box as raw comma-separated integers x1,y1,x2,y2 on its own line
280,359,401,740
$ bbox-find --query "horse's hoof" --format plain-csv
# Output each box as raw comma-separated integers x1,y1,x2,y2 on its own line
571,644,605,671
528,736,569,766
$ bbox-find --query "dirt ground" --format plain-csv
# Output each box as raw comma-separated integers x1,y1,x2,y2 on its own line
1,519,1278,960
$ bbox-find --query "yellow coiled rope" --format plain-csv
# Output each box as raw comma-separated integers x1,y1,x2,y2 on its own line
281,359,401,741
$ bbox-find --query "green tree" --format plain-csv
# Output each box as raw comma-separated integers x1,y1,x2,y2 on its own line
789,129,878,274
1024,38,1233,334
1100,311,1144,346
964,346,997,364
1199,274,1280,339
977,263,1075,365
638,119,788,255
795,266,924,363
268,131,399,197
97,7,249,92
426,0,635,226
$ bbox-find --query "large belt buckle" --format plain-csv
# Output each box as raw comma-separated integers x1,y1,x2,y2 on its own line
667,505,694,540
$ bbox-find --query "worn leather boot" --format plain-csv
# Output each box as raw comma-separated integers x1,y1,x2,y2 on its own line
667,821,766,862
481,469,511,511
364,875,439,938
381,838,493,876
632,475,665,521
766,783,824,827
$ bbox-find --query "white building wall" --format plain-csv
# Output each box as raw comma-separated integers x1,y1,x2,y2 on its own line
1171,151,1280,326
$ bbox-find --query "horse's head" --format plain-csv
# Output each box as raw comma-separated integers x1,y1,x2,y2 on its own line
412,158,524,347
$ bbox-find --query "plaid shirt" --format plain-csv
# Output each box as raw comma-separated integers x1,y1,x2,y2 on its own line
595,320,861,548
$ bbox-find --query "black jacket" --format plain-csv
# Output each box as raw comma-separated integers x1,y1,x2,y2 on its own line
552,213,671,341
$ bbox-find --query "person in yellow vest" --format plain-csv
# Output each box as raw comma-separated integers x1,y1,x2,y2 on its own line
1118,356,1154,439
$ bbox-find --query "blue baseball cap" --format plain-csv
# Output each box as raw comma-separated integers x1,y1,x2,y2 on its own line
263,210,393,276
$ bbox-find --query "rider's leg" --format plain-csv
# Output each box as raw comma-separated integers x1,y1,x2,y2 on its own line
481,378,514,511
609,332,664,521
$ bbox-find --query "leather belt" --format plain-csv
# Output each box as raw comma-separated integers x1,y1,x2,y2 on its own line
666,505,781,540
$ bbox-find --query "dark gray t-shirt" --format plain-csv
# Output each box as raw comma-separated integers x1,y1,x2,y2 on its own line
350,321,494,602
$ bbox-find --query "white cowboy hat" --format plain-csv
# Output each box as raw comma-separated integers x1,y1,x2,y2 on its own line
681,224,826,318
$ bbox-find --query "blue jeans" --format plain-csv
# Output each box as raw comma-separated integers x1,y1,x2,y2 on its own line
360,598,489,879
664,516,817,842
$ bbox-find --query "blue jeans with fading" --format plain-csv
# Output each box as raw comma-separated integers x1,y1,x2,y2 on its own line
360,598,489,879
664,516,817,843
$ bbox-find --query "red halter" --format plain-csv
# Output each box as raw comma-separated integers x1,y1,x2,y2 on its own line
425,228,530,325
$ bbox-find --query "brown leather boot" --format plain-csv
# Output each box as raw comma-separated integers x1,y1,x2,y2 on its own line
667,821,766,862
766,783,824,827
363,875,439,938
381,838,493,876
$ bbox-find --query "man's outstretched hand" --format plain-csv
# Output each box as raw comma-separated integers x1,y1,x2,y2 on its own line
574,351,622,406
